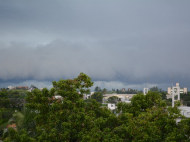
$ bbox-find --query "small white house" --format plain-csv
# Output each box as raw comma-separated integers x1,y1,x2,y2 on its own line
7,86,15,90
108,103,116,110
53,95,63,101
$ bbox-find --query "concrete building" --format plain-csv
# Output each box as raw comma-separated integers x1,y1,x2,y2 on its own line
103,94,136,103
166,83,188,107
143,88,149,95
167,83,188,95
176,106,190,123
107,103,116,110
121,88,125,92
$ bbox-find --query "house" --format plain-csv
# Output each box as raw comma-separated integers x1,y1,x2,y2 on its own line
7,86,15,90
53,95,63,102
39,88,43,91
108,103,116,110
6,123,17,131
121,88,125,92
27,87,36,92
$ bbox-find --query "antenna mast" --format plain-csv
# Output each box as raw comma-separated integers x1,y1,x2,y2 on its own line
172,73,173,87
172,73,174,107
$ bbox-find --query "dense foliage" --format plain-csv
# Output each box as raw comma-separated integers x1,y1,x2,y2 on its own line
181,92,190,106
3,73,190,141
116,89,138,94
107,96,118,104
0,88,27,138
90,92,103,103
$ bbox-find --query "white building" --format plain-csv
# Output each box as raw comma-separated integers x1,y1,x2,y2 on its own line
143,88,149,95
107,103,116,110
176,106,190,123
103,94,135,104
167,83,188,95
83,92,94,100
7,86,15,90
53,95,63,100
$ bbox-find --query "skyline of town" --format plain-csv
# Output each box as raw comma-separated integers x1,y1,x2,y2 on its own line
1,81,188,93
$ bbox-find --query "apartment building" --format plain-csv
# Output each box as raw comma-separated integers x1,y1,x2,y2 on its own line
167,83,188,95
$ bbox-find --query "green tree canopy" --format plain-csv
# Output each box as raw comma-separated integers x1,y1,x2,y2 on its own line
90,92,103,103
102,88,107,94
94,86,101,92
107,96,118,104
4,74,190,142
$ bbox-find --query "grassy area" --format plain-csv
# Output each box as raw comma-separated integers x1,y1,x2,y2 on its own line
101,104,107,106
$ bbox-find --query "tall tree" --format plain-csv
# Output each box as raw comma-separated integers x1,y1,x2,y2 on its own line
102,88,107,94
150,86,159,92
91,92,103,103
4,75,190,142
94,86,101,92
107,96,118,104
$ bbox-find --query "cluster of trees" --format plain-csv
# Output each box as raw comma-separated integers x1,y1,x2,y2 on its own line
85,86,107,103
149,86,167,100
88,87,119,104
2,73,190,141
85,91,103,103
98,87,139,94
116,89,139,94
0,88,28,138
107,96,119,104
180,92,190,106
149,86,164,92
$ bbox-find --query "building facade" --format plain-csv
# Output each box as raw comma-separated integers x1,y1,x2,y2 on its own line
121,88,125,92
167,83,188,95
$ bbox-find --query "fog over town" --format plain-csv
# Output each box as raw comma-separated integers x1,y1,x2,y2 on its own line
0,1,190,91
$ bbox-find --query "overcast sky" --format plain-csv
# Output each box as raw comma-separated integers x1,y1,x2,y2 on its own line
0,0,190,91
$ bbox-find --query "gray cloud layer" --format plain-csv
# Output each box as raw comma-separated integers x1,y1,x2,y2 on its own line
0,1,190,89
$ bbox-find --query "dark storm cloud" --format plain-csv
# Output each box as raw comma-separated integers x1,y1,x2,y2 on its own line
0,0,190,89
1,1,190,40
0,38,190,86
